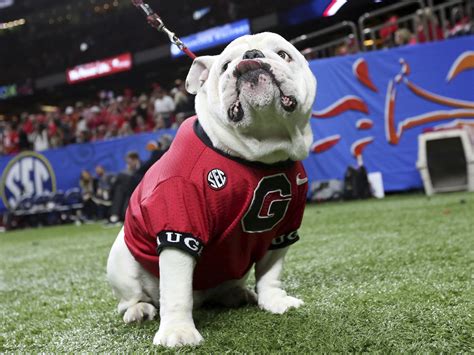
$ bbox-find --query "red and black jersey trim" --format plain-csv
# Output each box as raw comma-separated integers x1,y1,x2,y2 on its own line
157,230,204,258
268,231,300,250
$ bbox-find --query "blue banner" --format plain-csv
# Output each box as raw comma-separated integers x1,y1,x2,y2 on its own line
305,36,474,192
0,130,174,212
171,19,251,57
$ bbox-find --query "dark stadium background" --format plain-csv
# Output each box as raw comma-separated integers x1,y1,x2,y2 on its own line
0,0,403,113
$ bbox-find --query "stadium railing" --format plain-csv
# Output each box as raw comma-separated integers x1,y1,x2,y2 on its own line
292,0,473,56
431,0,472,37
290,21,360,59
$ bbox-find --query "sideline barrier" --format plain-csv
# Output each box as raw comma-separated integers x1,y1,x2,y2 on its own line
0,130,174,213
306,35,474,192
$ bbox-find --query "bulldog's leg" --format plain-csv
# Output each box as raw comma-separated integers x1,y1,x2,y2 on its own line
107,227,159,323
255,247,304,314
199,272,257,308
153,249,203,347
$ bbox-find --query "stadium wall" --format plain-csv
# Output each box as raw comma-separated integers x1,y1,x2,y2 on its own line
306,35,474,191
0,130,174,212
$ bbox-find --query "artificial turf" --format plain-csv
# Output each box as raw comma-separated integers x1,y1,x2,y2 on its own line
0,192,473,352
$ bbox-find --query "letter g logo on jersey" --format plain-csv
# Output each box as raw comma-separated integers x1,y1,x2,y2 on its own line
0,151,56,210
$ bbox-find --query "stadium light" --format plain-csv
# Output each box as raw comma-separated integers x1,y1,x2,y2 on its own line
193,7,211,21
0,18,26,30
40,105,59,113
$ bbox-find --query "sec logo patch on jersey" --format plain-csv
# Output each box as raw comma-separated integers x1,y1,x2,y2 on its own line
207,168,227,190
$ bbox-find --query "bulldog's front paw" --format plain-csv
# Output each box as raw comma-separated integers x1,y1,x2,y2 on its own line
258,289,304,314
123,302,157,324
153,322,204,347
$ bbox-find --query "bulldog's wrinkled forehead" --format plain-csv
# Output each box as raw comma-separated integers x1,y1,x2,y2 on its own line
220,32,303,63
230,32,288,49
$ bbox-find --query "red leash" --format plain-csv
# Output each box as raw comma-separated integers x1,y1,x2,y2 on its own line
131,0,197,59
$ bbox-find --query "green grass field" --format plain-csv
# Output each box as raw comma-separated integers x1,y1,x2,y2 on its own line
1,192,473,352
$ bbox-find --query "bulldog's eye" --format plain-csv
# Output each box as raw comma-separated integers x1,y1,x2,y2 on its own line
221,61,230,73
277,50,292,62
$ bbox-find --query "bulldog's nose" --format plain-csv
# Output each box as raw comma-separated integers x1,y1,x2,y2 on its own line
242,49,265,60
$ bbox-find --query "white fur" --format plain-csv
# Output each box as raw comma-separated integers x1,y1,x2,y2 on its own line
256,247,304,314
107,228,300,347
153,248,202,347
186,32,317,164
107,32,314,348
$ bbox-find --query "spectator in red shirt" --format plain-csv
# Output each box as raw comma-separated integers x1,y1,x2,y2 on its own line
416,8,444,43
132,115,149,133
3,123,20,155
106,100,126,129
21,113,34,135
379,15,399,47
47,114,58,137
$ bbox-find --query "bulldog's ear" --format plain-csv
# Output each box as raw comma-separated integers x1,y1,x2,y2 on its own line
185,55,216,95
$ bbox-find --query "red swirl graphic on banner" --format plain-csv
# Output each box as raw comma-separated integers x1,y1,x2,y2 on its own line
446,51,474,82
385,56,474,145
311,135,341,154
351,137,374,157
353,58,378,92
356,118,374,130
312,96,369,118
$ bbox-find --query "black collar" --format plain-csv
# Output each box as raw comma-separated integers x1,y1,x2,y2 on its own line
193,119,296,170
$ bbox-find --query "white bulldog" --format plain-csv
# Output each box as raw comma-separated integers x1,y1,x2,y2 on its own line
107,32,316,348
189,32,316,164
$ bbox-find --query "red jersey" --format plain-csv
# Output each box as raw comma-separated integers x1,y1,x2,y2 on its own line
3,130,19,155
124,117,308,290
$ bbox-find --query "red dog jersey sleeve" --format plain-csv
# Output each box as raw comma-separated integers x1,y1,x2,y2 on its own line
124,117,308,290
142,178,211,255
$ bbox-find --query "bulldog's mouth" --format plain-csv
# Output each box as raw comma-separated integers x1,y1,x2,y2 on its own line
228,59,297,122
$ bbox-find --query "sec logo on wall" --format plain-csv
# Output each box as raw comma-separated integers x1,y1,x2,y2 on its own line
0,151,56,210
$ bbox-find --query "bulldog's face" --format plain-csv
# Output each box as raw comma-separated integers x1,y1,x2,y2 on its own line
186,32,317,164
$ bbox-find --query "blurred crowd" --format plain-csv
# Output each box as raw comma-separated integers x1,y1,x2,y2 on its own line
304,6,473,59
79,134,173,224
378,7,472,48
0,79,194,156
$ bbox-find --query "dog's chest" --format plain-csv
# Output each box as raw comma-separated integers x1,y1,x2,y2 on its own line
124,117,309,290
200,160,306,237
186,149,308,289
